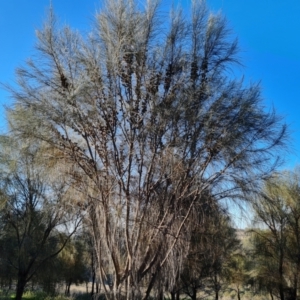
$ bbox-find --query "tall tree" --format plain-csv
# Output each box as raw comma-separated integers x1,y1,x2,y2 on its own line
5,0,287,298
0,137,82,300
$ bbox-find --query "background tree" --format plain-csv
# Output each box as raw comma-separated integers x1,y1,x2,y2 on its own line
249,229,281,300
179,194,240,300
33,253,62,296
226,249,251,300
179,195,219,300
59,235,90,296
5,0,287,298
0,136,82,300
251,169,300,300
207,219,241,300
0,210,17,292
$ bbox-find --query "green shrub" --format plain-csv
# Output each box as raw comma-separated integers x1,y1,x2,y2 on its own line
74,294,91,300
44,295,73,300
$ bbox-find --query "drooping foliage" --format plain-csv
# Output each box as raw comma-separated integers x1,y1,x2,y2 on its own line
4,0,287,299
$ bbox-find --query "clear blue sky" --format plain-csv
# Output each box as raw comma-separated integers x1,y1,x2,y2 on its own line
0,0,300,168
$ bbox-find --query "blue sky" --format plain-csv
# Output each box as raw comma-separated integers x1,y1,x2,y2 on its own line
212,0,300,165
0,0,300,166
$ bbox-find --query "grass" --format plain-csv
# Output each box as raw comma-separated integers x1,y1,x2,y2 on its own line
0,290,95,300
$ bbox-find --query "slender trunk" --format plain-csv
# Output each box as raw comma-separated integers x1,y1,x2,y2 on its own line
142,269,160,300
158,290,164,300
237,287,241,300
279,282,285,300
15,273,27,300
65,280,71,296
279,249,285,300
293,273,298,300
285,287,297,300
96,282,100,294
91,270,96,295
214,274,219,300
170,291,176,300
125,273,130,300
170,290,180,300
215,288,219,300
192,287,197,300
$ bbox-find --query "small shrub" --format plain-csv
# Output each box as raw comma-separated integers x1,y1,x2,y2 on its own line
44,295,73,300
74,294,91,300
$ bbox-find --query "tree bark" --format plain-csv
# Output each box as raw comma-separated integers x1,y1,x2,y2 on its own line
91,270,96,296
158,290,164,300
15,273,27,300
214,274,219,300
65,280,71,296
170,291,176,300
215,288,219,300
279,249,285,300
170,291,180,300
192,287,197,300
237,287,241,300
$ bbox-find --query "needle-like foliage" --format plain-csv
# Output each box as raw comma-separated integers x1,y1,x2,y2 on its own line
5,1,287,299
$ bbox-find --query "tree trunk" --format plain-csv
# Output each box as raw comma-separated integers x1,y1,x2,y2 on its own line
142,271,159,300
285,287,297,300
91,270,95,295
170,291,180,300
15,273,27,300
279,283,285,300
158,290,164,300
279,250,285,300
214,273,219,300
215,288,219,300
192,287,197,300
237,287,241,300
290,288,297,300
292,274,298,300
65,281,71,296
170,291,176,300
8,277,12,290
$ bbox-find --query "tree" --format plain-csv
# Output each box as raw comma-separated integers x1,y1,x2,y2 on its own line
251,169,300,300
207,221,241,300
226,249,251,300
180,195,220,300
59,236,90,296
180,201,240,300
249,229,282,300
0,137,82,300
5,0,287,298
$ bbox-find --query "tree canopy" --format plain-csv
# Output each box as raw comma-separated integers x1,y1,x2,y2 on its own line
3,0,287,299
0,136,82,300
